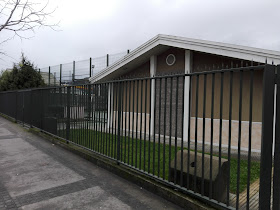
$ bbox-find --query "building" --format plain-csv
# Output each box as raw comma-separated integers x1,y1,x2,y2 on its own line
89,34,280,152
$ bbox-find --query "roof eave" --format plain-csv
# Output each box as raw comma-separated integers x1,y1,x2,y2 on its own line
90,34,280,83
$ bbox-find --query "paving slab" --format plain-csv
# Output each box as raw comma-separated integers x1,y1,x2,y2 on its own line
0,116,182,210
0,138,84,197
20,187,131,210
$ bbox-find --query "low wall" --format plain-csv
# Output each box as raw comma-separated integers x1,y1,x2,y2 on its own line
110,112,262,151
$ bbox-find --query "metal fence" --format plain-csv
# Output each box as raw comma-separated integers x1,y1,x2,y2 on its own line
0,64,279,209
39,51,129,86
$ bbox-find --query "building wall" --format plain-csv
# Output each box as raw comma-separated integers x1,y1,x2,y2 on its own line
191,51,263,122
107,48,264,151
156,48,185,75
122,61,150,78
112,79,151,114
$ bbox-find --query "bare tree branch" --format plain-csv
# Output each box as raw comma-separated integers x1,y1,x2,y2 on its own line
0,0,58,43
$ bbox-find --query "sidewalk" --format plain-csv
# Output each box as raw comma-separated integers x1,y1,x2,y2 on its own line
0,116,182,210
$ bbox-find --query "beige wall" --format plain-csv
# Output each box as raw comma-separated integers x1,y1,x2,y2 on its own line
122,61,150,78
156,48,185,75
112,79,151,114
109,49,264,122
106,48,264,151
191,51,263,122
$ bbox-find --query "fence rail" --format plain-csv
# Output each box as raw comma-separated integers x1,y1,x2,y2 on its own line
0,64,279,209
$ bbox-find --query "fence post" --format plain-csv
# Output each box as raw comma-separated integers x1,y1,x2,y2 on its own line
117,81,122,162
60,64,62,86
66,86,71,143
48,66,51,86
259,64,276,209
106,54,109,67
72,61,75,83
273,65,280,210
89,57,92,77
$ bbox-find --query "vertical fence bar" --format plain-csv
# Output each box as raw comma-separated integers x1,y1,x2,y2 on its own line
107,54,109,67
89,57,92,78
148,78,152,173
88,85,92,146
60,64,62,86
114,83,118,158
174,76,179,184
73,61,75,82
107,84,111,130
273,65,280,210
74,87,77,145
66,86,71,143
218,72,224,191
132,80,135,165
124,81,128,162
128,81,131,165
135,80,139,168
98,84,101,152
259,64,276,210
79,86,83,146
99,84,103,152
226,70,233,206
168,77,173,181
48,66,51,86
144,79,148,171
187,75,192,189
117,82,122,162
139,79,143,169
120,82,124,161
180,76,185,186
15,91,18,122
158,78,162,177
246,69,254,209
236,70,243,209
194,75,199,191
106,84,109,153
153,79,157,175
201,73,207,196
209,73,215,199
110,83,114,157
30,90,33,127
102,84,106,154
163,77,167,180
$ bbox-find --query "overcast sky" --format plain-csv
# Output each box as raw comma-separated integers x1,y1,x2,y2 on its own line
0,0,280,70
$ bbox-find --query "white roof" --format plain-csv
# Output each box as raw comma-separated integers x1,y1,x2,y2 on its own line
90,34,280,82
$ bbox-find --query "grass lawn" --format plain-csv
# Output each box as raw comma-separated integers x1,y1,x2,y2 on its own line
58,128,260,194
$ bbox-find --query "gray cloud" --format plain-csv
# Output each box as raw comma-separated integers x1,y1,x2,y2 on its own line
1,0,279,70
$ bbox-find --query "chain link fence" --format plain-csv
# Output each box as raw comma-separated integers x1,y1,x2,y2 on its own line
39,51,128,86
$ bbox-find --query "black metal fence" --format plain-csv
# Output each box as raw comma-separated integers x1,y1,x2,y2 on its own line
0,64,279,209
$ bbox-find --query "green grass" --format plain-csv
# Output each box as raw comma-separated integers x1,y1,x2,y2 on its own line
58,129,260,194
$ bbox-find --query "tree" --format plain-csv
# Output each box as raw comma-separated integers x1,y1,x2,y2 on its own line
0,0,57,52
0,54,45,91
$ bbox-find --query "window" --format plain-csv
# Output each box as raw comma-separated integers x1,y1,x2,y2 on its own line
166,54,176,66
